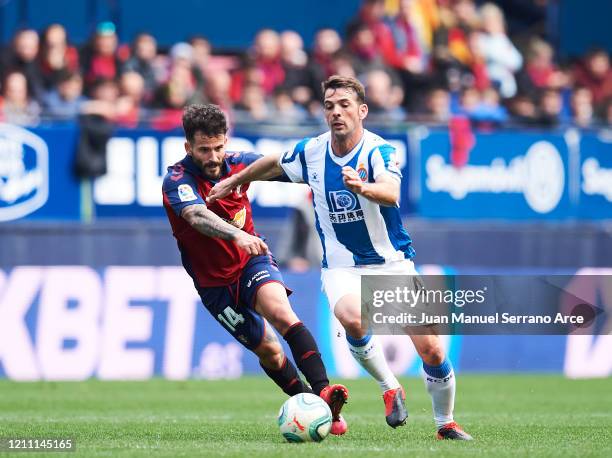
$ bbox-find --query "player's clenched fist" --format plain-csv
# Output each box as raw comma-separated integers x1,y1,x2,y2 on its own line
342,166,364,194
233,231,269,256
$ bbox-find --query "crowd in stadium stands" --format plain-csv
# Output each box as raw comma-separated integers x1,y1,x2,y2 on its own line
1,0,611,129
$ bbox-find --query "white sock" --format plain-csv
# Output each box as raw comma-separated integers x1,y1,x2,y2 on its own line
422,359,455,429
346,333,400,392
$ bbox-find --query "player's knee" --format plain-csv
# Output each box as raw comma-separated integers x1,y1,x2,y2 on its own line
419,344,445,366
265,305,299,334
336,310,363,338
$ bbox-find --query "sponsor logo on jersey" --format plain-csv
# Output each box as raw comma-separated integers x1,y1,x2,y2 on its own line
178,184,198,202
328,190,365,224
0,123,49,221
246,269,271,287
229,207,247,229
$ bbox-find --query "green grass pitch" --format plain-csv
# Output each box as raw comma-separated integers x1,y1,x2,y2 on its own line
1,375,611,457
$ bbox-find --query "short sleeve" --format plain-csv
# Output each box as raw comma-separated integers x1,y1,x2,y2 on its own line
370,144,402,182
278,137,310,183
162,169,205,216
232,151,262,166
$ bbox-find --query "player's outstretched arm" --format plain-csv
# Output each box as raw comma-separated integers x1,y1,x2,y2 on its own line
342,166,400,207
207,153,283,204
181,204,268,255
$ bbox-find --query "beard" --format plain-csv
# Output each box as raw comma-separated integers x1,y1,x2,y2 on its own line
199,160,223,180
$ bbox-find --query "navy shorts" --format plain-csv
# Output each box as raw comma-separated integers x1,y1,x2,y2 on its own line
197,255,291,350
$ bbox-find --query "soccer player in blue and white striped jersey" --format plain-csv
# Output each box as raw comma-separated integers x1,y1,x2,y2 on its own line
208,76,472,440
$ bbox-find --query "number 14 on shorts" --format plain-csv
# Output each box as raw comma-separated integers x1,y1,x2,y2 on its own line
218,306,245,331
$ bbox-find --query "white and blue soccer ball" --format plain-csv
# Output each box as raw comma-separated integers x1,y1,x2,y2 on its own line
278,393,332,443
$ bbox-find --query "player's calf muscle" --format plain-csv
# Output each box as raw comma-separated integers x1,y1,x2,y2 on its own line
255,333,284,369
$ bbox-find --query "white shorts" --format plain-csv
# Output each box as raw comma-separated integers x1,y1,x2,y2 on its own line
321,259,419,311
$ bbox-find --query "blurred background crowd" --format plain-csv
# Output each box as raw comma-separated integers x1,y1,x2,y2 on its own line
1,0,611,130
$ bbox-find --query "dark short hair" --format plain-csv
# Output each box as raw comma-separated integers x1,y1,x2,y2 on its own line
321,75,366,104
182,104,228,142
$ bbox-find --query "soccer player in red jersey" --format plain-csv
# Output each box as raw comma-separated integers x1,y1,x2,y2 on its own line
162,104,348,435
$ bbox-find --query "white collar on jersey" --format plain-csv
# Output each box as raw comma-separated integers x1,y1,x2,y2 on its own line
327,131,366,166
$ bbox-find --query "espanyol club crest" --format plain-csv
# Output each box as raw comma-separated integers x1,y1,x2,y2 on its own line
0,123,49,221
357,163,368,182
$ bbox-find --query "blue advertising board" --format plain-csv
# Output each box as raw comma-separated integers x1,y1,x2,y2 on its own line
0,123,81,222
2,123,611,222
2,264,611,380
578,131,612,219
418,128,573,219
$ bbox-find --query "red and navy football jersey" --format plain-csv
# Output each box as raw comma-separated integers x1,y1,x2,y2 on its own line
162,152,264,287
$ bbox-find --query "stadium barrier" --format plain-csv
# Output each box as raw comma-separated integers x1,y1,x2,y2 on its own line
1,122,611,222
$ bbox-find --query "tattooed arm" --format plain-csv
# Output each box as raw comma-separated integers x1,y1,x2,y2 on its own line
181,204,268,256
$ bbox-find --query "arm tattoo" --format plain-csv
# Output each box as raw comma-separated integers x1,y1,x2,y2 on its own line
181,204,240,240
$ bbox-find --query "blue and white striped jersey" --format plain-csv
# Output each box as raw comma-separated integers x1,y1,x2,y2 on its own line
279,129,415,269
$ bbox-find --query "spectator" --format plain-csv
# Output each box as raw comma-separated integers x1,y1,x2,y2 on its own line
521,38,568,94
171,41,205,91
189,36,212,77
81,22,122,90
329,51,358,79
0,70,41,125
434,0,479,66
386,0,438,111
122,33,159,103
279,30,313,106
573,48,612,111
204,70,233,115
80,78,119,120
39,24,80,91
235,83,269,122
507,93,537,126
458,87,507,126
536,89,565,128
386,0,434,73
431,0,480,90
251,29,285,95
347,0,397,70
155,44,203,107
268,87,308,123
425,87,452,123
42,70,85,119
150,81,188,130
347,22,386,75
570,86,594,128
307,28,343,101
309,28,343,79
168,42,202,92
229,57,264,103
364,69,406,122
115,71,146,128
1,28,45,101
74,78,119,178
475,3,523,98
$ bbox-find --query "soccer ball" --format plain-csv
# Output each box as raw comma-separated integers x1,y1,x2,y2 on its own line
277,393,332,442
